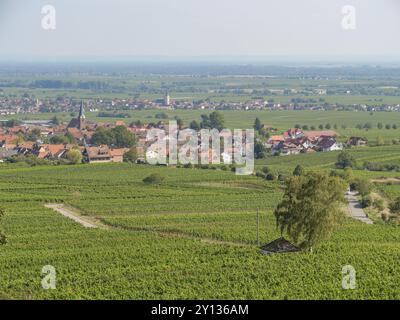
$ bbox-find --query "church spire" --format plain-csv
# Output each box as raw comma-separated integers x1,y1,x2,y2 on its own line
79,100,86,119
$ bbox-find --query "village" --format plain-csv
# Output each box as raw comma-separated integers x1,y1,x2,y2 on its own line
266,128,367,156
0,102,150,164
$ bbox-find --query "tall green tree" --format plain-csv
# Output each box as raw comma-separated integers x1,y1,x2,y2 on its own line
253,118,262,131
274,172,347,251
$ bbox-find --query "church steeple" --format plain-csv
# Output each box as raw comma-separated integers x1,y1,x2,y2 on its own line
78,100,86,130
79,100,86,119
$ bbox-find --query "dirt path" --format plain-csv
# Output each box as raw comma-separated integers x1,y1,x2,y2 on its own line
45,204,109,229
345,192,374,225
44,204,252,247
371,178,400,183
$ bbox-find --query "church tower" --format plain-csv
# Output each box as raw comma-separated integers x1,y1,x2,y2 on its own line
78,100,86,130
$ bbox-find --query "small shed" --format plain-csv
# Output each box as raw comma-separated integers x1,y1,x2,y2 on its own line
260,237,301,255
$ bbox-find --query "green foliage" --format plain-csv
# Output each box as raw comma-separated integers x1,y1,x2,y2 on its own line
50,134,71,144
189,120,200,131
350,178,372,197
66,149,83,165
336,151,356,169
253,117,262,131
200,111,225,130
389,196,400,214
274,172,347,250
361,195,372,208
123,147,138,163
92,126,136,148
143,173,165,184
293,165,305,176
254,141,267,159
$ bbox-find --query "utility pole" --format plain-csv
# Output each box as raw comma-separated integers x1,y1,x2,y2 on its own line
256,208,260,247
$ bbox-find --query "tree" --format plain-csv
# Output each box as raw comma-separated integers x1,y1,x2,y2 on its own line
349,178,371,196
253,118,262,131
325,123,331,130
91,127,114,146
335,151,356,169
111,126,136,148
377,122,383,129
200,111,225,130
52,116,60,125
92,126,136,148
123,147,138,163
0,208,6,245
376,136,385,146
67,149,82,164
389,197,400,214
254,141,267,159
50,135,70,144
175,117,184,129
274,172,347,250
143,173,165,184
209,111,225,131
189,120,200,131
293,165,305,176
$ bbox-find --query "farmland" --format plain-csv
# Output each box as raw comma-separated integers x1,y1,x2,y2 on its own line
1,149,400,299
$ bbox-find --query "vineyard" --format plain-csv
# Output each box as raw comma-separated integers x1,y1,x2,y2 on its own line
0,155,400,299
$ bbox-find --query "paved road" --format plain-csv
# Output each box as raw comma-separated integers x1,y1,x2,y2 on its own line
45,204,101,228
345,192,374,225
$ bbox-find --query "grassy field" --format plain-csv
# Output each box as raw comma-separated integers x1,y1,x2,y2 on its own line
7,109,400,143
1,144,400,299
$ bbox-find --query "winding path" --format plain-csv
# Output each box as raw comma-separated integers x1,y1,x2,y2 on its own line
345,192,374,225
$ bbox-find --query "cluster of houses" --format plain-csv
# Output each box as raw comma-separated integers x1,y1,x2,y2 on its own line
266,128,367,156
0,103,152,164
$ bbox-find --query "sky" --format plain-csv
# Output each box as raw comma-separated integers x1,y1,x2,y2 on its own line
0,0,399,62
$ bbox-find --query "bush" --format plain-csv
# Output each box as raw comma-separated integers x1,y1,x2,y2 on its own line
389,196,400,214
261,166,271,174
143,173,165,184
373,199,385,211
350,178,372,196
293,165,305,176
336,151,356,169
361,195,372,208
265,173,276,181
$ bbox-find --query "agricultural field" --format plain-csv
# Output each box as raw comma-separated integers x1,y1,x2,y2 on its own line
6,109,400,143
1,146,400,299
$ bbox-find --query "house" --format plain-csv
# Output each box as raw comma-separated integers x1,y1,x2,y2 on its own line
260,237,301,255
84,145,112,163
33,144,69,159
109,148,128,163
347,137,368,147
115,120,126,127
303,130,338,141
283,128,304,139
0,148,18,160
316,137,343,152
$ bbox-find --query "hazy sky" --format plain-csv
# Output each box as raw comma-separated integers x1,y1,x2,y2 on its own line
0,0,399,60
